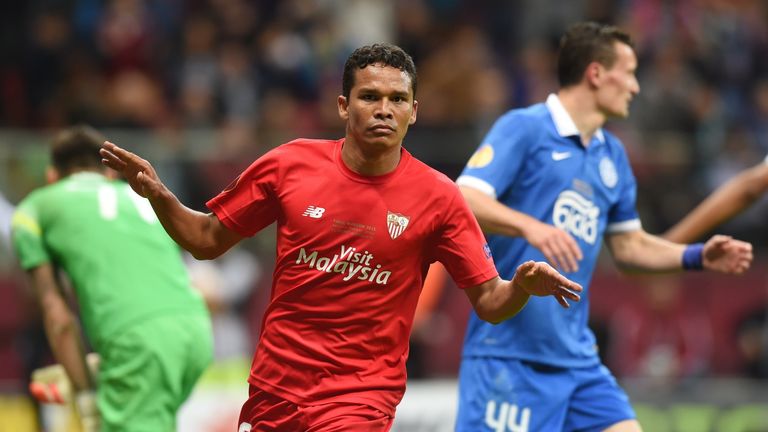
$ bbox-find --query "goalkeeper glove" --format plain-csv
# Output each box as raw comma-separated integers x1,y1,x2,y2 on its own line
29,353,100,404
29,363,70,404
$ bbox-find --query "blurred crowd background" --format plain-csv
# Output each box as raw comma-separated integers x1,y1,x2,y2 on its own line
1,0,768,430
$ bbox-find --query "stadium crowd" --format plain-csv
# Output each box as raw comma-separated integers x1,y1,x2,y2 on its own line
0,0,767,421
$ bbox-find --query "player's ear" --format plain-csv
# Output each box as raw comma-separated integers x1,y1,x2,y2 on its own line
585,62,603,88
409,99,418,125
45,166,60,184
338,95,349,121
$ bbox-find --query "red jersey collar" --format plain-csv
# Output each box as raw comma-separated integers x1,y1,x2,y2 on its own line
335,138,411,184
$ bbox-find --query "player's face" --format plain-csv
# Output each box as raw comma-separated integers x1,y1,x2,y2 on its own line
595,42,639,119
338,64,418,154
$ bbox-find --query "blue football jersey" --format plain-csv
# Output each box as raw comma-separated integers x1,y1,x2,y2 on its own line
457,94,641,367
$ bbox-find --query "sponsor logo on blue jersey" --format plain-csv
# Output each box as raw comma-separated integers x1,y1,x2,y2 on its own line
552,190,599,244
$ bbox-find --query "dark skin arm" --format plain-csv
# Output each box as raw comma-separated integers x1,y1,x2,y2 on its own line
464,260,583,324
27,264,95,392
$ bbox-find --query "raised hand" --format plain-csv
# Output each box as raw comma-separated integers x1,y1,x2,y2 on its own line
702,235,753,274
100,141,166,199
512,260,583,308
523,220,583,273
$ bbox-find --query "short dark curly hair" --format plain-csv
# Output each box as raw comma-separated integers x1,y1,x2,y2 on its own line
557,22,634,88
342,43,418,99
50,124,105,175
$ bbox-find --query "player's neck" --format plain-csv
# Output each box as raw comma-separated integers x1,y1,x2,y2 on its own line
557,88,606,146
341,138,402,176
53,167,106,182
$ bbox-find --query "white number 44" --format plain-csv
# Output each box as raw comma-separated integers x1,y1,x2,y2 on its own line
485,400,531,432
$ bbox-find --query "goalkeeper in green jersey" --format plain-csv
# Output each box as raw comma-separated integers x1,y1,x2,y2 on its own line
11,125,213,431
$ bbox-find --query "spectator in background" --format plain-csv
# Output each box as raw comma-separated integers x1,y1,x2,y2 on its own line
750,80,768,152
185,245,261,362
736,296,768,379
607,276,713,385
178,14,219,128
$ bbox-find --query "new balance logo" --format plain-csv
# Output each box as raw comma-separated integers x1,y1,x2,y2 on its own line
551,151,572,161
302,206,326,219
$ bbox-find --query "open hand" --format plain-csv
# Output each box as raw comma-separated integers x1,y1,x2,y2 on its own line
100,141,166,199
513,260,583,308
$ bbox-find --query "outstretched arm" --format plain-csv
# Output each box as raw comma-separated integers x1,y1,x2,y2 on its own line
460,186,582,273
464,261,582,324
27,264,94,393
607,230,752,274
100,141,242,259
664,161,768,243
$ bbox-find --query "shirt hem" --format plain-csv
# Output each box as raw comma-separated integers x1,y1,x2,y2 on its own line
461,350,601,369
247,375,398,417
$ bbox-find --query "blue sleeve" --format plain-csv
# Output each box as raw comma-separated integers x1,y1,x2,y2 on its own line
606,143,641,231
457,111,530,198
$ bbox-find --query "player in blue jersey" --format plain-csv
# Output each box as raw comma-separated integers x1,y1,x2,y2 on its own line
454,22,754,432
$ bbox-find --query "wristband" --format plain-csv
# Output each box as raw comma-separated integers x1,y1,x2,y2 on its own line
682,243,704,270
75,390,100,432
75,390,97,415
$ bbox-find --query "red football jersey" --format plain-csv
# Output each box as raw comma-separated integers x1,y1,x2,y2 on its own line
207,138,497,416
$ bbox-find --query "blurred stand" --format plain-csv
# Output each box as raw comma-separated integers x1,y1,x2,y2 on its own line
0,191,13,247
606,275,712,388
1,1,768,430
735,282,768,380
185,246,260,363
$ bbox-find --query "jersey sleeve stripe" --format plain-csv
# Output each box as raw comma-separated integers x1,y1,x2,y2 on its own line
11,211,42,237
455,175,497,199
605,218,642,234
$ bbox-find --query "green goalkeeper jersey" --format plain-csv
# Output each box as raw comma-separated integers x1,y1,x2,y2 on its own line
11,172,208,350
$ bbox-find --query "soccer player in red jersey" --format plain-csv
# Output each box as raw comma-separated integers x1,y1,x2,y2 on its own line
100,43,583,431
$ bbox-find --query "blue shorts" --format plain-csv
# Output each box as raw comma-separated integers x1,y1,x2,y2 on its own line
455,357,636,432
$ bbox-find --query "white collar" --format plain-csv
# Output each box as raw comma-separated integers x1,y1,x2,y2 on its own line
545,93,605,143
70,171,106,180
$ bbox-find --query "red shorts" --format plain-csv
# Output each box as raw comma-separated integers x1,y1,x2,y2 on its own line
238,385,393,432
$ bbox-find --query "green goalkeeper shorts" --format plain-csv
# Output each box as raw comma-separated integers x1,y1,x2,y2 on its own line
96,312,213,432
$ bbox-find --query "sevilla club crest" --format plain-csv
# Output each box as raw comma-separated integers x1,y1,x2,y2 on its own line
387,211,410,239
